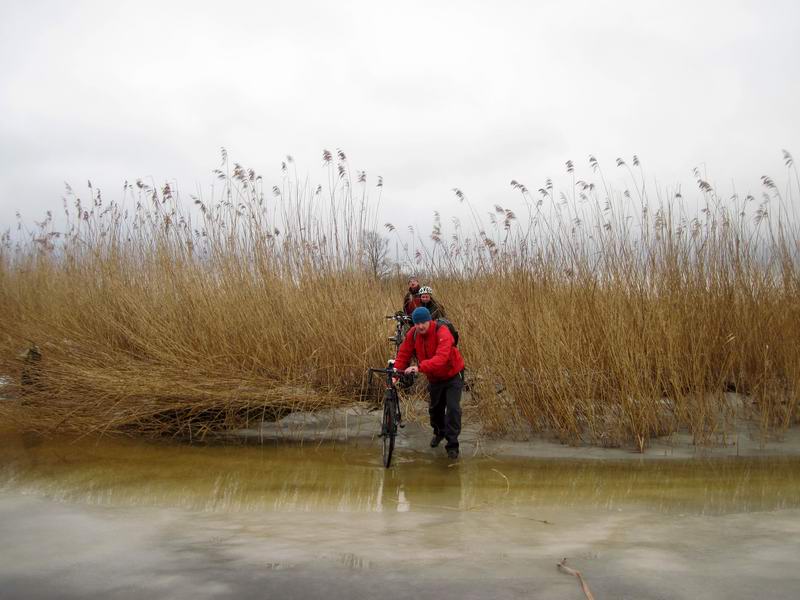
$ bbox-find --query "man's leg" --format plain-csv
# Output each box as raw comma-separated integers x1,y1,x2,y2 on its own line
443,375,464,452
428,383,447,440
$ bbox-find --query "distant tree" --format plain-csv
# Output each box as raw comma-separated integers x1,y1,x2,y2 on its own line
362,230,392,280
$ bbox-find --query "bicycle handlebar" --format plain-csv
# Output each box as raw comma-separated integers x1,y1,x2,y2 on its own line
369,367,402,376
385,314,412,322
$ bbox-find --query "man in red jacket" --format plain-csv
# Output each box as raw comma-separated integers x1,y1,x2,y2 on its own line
394,306,465,459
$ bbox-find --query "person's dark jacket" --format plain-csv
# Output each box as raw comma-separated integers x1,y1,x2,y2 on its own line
394,322,464,383
420,298,446,320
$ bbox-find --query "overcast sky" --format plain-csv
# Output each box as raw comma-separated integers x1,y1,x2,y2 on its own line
1,0,798,235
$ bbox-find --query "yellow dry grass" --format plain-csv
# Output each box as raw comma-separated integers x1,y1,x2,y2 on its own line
1,150,799,449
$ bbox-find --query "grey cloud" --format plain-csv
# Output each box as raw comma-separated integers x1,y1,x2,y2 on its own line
1,0,798,233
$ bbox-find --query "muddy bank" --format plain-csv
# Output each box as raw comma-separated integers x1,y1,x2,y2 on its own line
3,377,797,459
230,396,800,460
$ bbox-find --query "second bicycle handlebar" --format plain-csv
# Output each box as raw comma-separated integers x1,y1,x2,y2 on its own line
385,313,412,323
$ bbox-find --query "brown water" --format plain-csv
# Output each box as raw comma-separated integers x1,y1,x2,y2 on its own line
2,431,799,515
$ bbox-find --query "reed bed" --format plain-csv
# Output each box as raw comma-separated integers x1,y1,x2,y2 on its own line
1,149,799,449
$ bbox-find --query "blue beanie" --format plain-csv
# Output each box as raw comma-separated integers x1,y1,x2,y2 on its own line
412,306,432,324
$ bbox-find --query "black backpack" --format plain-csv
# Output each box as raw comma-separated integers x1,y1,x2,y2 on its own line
414,318,459,347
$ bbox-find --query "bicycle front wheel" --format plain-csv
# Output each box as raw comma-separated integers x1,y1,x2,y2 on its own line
382,395,397,468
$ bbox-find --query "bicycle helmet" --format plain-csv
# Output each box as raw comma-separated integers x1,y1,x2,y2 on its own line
418,286,433,295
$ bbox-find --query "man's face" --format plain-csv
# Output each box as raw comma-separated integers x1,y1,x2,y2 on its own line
416,321,431,335
408,278,419,291
420,293,431,303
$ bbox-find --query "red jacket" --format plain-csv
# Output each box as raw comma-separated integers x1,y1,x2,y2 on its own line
394,322,465,383
403,292,422,315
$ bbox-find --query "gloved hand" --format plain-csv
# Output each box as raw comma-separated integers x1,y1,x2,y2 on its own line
398,372,415,389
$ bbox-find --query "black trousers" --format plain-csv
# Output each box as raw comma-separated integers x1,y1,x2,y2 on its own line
428,373,464,450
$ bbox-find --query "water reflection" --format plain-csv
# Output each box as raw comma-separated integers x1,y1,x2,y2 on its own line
1,431,798,515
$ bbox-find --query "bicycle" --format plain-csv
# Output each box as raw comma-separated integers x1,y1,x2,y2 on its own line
385,312,412,352
368,362,412,468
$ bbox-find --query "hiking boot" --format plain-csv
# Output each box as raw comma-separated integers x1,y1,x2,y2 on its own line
446,448,459,460
430,434,445,448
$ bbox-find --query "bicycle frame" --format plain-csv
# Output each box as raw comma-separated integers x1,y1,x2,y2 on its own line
369,362,403,468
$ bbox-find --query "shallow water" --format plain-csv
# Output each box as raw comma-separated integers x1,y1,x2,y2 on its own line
2,432,800,599
2,431,799,515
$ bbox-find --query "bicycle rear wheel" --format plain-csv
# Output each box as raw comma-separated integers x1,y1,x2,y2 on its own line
382,393,397,468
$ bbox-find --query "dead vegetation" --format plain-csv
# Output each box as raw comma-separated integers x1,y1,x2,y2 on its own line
1,149,799,448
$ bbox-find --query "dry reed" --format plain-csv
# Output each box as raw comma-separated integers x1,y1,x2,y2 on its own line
1,149,799,449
